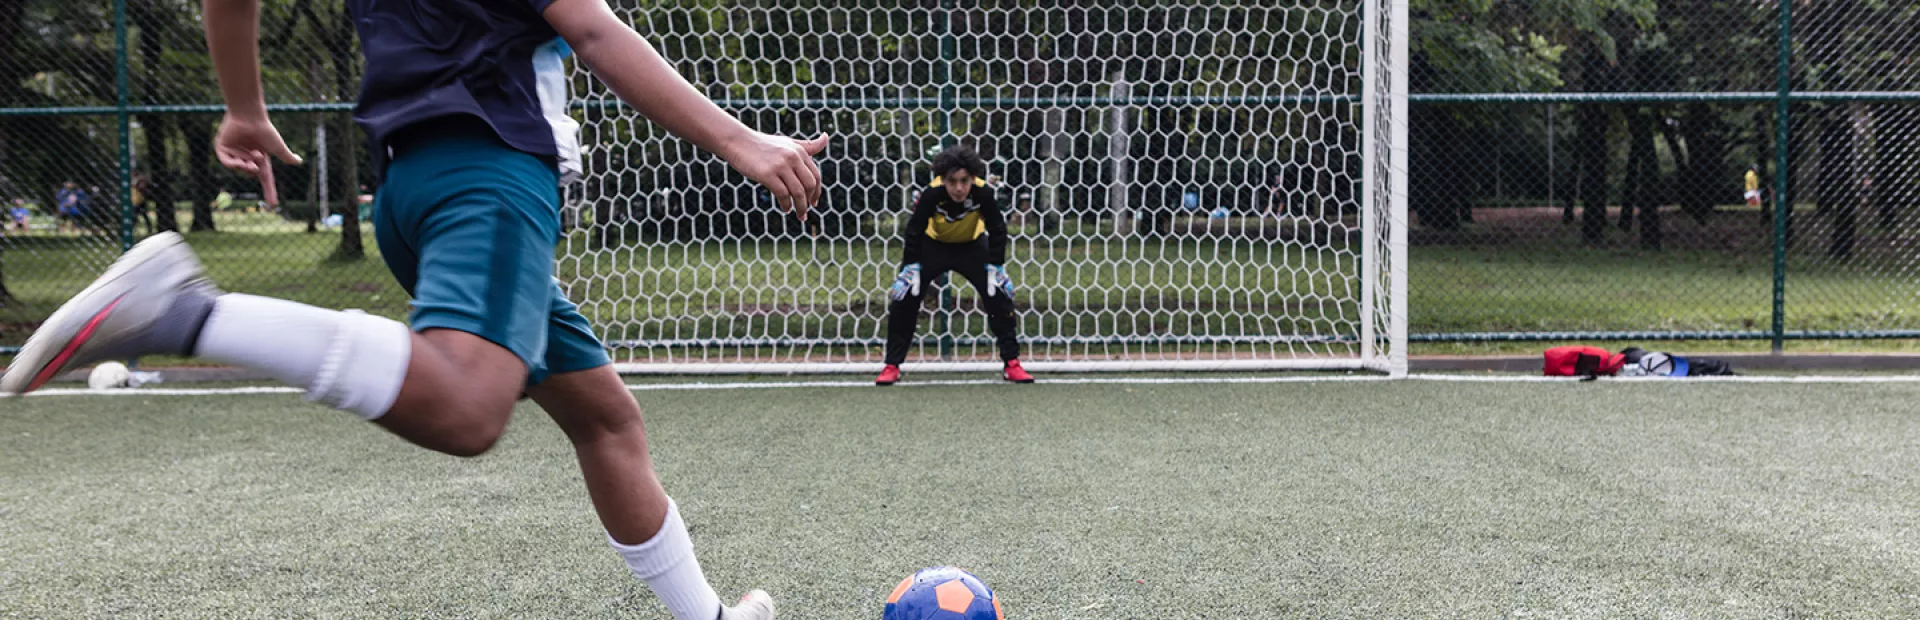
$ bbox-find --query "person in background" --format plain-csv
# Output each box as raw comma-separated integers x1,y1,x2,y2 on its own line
877,145,1033,386
55,182,85,234
11,198,31,233
1744,164,1763,209
132,172,156,234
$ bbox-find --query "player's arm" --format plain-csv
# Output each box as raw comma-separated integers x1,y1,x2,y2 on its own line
886,191,937,301
202,0,300,204
900,189,937,266
204,0,268,121
543,0,828,218
980,187,1009,265
978,188,1016,298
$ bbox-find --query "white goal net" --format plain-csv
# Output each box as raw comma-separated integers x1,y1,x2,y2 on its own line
561,0,1407,375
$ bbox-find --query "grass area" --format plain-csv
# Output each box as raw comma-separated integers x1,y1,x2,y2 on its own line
6,379,1920,617
558,232,1363,343
2,208,1917,353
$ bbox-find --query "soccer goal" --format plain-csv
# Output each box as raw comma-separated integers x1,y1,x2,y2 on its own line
562,1,1408,376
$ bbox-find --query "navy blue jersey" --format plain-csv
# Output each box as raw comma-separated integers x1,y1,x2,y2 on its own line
348,0,581,183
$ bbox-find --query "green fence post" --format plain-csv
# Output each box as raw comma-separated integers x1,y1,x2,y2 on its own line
114,0,133,253
1769,0,1792,354
112,0,136,368
935,0,957,361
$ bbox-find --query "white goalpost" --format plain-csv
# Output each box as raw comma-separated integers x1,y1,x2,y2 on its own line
563,1,1408,376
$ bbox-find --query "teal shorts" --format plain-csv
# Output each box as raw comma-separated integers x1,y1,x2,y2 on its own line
372,121,609,386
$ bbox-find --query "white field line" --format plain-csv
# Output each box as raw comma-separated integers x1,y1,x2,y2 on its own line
14,373,1920,398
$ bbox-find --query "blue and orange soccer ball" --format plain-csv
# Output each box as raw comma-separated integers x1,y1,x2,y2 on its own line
882,566,1004,620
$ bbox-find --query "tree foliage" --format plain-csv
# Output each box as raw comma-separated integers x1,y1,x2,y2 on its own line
3,0,1915,254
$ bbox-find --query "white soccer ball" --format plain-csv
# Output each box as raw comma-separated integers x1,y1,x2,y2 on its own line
88,361,132,389
1638,353,1675,377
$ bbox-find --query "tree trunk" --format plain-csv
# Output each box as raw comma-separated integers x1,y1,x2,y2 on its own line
326,9,362,257
1628,110,1661,250
1756,107,1774,225
1674,102,1719,225
0,250,12,307
1655,112,1689,223
1616,116,1636,232
143,117,178,233
1878,106,1915,232
333,112,364,259
1827,102,1873,261
1576,103,1612,244
187,119,217,232
1848,104,1884,233
1555,106,1574,225
1404,50,1461,232
1040,108,1064,234
134,3,177,234
1784,103,1808,249
1409,103,1464,231
1818,105,1853,258
305,58,325,234
0,0,25,304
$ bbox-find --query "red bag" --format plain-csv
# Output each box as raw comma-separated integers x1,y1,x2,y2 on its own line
1543,346,1626,377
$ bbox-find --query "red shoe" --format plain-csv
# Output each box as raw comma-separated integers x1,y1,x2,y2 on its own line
1003,360,1035,383
875,364,902,386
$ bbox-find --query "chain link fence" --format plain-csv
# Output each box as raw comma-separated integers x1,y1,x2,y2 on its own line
1,0,392,351
1,0,1915,357
1405,0,1920,350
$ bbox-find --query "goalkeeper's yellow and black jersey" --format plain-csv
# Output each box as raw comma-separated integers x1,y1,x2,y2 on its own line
901,182,1008,266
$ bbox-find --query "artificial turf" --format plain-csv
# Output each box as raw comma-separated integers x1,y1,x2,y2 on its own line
4,377,1920,618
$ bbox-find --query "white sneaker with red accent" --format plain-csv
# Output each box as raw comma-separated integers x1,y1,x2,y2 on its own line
717,589,775,620
1,232,212,394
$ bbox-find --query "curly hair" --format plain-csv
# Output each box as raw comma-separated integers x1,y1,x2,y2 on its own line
932,145,987,180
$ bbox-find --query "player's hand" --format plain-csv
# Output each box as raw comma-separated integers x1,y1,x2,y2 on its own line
213,114,302,206
723,131,829,221
986,264,1015,299
889,263,922,301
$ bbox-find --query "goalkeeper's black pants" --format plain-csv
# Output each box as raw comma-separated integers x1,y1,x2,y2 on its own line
884,239,1020,365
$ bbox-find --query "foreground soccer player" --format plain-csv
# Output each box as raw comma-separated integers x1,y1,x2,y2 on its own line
876,146,1032,386
0,0,828,618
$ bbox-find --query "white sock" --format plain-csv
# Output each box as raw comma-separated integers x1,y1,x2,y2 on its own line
609,498,723,620
195,294,411,420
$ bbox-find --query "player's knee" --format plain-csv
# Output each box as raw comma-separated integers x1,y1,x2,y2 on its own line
437,400,513,457
399,388,516,457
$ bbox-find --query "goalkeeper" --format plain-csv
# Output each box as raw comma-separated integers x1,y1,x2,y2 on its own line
876,146,1033,386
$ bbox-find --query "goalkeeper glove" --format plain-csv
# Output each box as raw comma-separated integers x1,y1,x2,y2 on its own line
889,263,922,301
986,264,1015,299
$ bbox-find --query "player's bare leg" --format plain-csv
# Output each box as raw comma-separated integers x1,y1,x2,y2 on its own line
376,329,526,456
0,233,518,457
531,365,773,620
529,365,668,539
